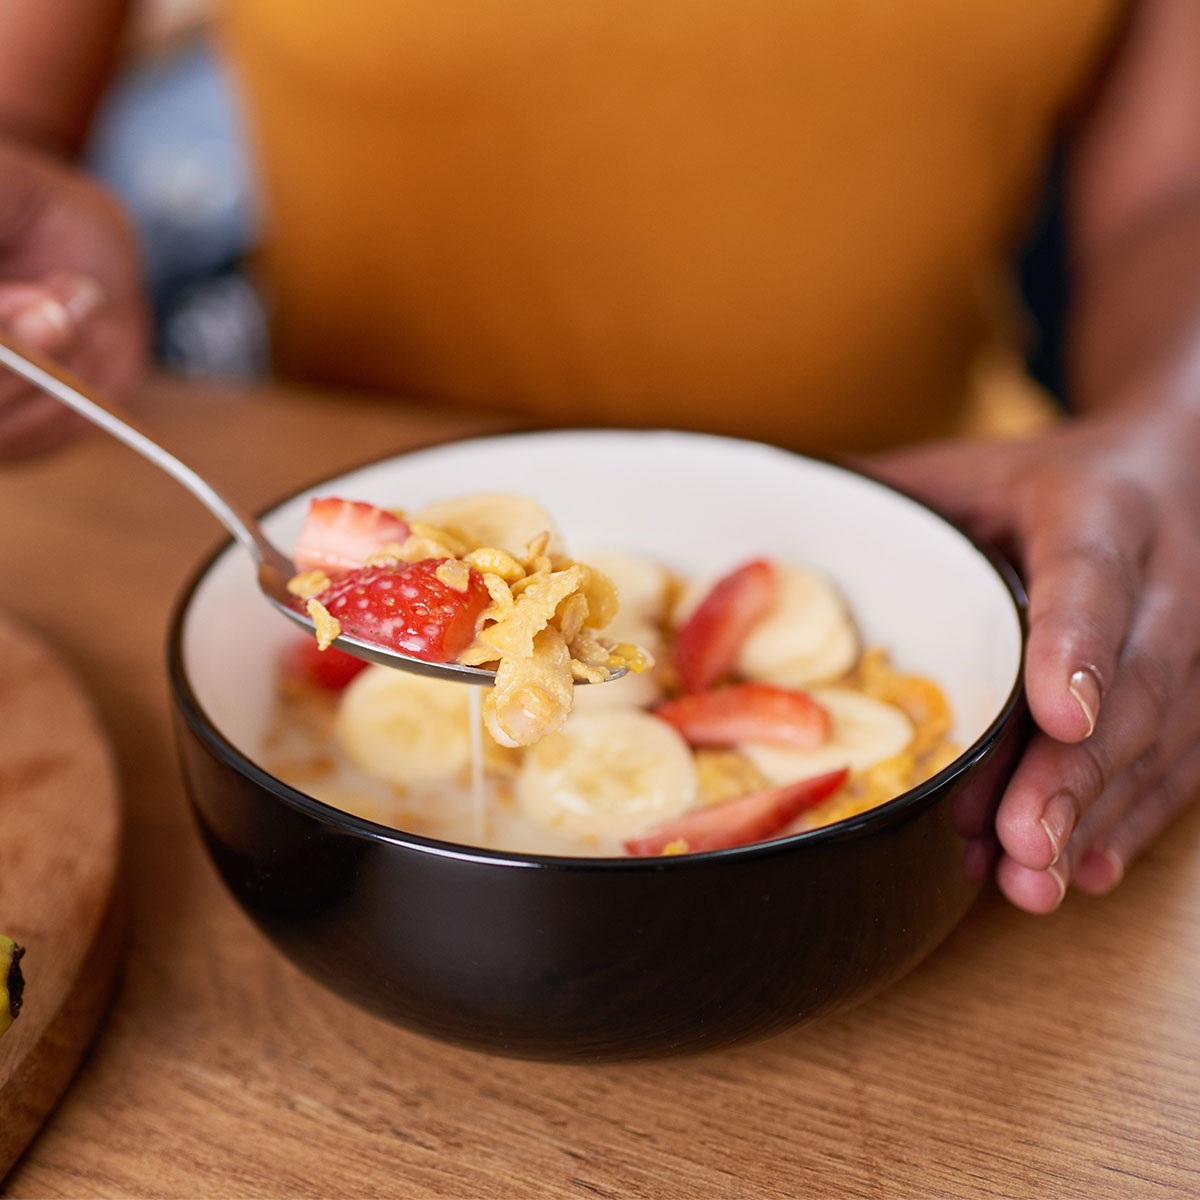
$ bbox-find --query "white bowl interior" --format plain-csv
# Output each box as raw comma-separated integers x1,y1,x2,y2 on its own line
181,431,1022,780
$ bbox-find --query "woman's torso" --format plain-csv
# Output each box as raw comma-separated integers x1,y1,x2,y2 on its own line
220,0,1125,451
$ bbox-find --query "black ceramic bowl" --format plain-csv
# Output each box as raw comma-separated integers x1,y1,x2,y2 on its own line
169,430,1026,1061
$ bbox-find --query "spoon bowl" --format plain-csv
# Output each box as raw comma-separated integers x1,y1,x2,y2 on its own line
0,335,622,686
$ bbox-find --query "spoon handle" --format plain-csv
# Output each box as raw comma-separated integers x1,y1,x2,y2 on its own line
0,335,291,575
0,333,627,686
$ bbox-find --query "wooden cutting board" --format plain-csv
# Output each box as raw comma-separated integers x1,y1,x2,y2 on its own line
0,611,123,1179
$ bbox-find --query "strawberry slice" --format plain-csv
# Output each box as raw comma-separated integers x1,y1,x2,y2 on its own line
654,682,830,749
623,768,849,856
674,558,778,692
293,497,409,575
315,559,490,662
281,636,370,691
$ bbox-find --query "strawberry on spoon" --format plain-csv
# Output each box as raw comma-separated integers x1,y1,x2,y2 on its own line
293,497,409,575
312,559,491,663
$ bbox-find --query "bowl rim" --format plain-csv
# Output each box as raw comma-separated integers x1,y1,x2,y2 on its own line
167,427,1029,872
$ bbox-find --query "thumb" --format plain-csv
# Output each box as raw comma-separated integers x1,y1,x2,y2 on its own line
0,273,105,353
851,437,1021,533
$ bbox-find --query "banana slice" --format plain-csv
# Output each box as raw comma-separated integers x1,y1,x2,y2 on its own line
743,686,913,783
582,553,672,630
674,562,859,687
571,623,666,713
414,492,565,557
335,665,472,788
515,709,697,839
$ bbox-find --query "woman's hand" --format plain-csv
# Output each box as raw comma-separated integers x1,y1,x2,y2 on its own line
862,408,1200,912
0,137,146,458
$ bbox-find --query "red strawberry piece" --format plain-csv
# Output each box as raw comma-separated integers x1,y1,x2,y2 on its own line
293,497,410,575
623,768,849,856
281,636,370,691
674,559,778,692
654,682,830,749
315,559,490,662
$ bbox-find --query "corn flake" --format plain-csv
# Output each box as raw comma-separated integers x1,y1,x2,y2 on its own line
435,559,472,592
479,565,585,659
484,628,575,748
287,570,331,600
694,750,770,807
556,592,590,645
577,565,619,630
306,598,342,651
464,547,526,583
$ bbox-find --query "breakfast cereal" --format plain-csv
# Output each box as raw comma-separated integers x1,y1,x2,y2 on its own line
270,492,958,857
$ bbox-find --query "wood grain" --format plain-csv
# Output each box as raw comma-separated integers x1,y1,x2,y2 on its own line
0,614,122,1178
1,378,1199,1198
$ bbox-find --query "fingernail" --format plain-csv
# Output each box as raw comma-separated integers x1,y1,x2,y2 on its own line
1039,792,1075,865
1080,844,1125,894
1047,863,1068,907
1068,666,1102,737
9,297,70,346
61,276,104,323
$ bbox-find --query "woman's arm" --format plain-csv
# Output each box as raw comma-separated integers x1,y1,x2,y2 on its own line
0,0,131,156
0,139,146,456
864,0,1200,912
1066,0,1200,413
0,4,144,455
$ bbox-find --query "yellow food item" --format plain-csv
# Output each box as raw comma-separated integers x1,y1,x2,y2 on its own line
485,628,576,749
693,750,771,808
335,667,473,788
514,709,697,840
791,653,959,834
281,512,960,854
306,598,341,650
286,569,331,599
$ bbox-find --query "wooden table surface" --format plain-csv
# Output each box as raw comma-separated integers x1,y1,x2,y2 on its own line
1,378,1199,1199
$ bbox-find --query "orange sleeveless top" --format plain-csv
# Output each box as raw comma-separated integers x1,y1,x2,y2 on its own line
218,1,1126,451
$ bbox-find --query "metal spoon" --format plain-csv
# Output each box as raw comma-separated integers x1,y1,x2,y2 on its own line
0,335,624,686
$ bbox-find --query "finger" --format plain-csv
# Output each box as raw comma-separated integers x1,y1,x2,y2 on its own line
995,847,1068,914
1074,739,1200,895
69,300,146,405
0,273,111,424
0,274,104,416
0,393,86,459
855,439,1018,543
993,728,1084,872
996,558,1200,872
0,271,106,343
1067,653,1200,861
0,285,73,354
1019,476,1153,745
